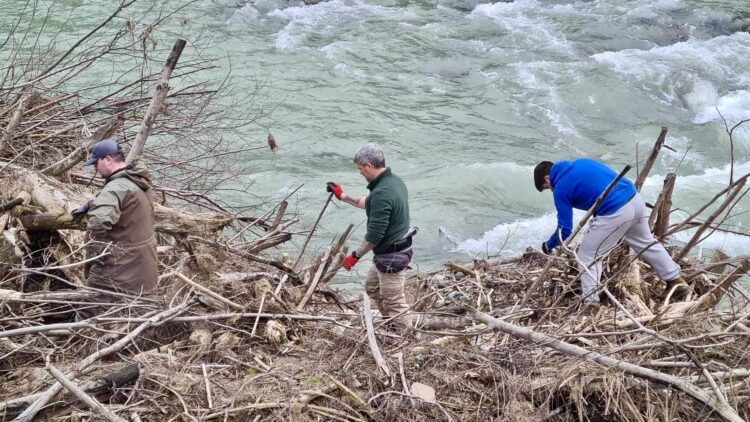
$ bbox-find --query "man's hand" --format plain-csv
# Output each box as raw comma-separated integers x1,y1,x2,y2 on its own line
342,254,359,270
541,242,550,255
326,182,344,200
71,203,90,217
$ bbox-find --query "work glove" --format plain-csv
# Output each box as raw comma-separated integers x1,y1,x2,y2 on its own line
71,203,90,217
326,182,344,200
342,253,359,270
541,242,550,255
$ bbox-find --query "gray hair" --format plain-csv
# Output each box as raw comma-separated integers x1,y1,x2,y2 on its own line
353,143,385,168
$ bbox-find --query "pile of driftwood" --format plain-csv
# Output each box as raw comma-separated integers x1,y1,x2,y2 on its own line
2,111,749,422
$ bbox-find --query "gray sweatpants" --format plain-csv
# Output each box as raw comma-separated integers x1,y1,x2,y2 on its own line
578,195,681,304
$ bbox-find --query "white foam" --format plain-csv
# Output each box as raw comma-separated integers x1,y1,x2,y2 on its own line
468,0,573,55
641,161,750,190
512,61,583,140
694,90,750,126
268,0,414,50
454,210,585,255
592,33,750,100
671,229,749,257
460,161,534,173
683,79,719,113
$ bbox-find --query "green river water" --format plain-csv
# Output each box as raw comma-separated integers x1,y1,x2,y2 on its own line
2,0,749,284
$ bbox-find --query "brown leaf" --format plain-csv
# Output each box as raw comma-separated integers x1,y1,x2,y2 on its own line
267,132,278,152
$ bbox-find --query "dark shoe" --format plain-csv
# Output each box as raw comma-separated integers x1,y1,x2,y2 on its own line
579,302,600,319
664,277,691,303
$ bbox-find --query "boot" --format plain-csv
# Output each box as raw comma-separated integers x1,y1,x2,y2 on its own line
664,276,691,303
579,302,600,319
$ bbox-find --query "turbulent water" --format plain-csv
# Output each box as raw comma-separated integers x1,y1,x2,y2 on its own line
4,0,750,278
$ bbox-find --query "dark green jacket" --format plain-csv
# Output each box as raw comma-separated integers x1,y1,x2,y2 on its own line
365,168,410,255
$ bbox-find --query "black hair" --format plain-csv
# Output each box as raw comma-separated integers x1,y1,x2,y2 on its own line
534,161,554,192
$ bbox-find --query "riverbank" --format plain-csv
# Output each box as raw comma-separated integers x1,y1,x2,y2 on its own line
1,2,749,420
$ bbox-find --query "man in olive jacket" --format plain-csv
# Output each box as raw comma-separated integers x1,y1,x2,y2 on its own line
326,143,413,331
73,139,158,316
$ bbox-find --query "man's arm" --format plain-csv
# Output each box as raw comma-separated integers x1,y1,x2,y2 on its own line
354,239,376,258
545,191,573,251
86,189,124,236
341,193,366,209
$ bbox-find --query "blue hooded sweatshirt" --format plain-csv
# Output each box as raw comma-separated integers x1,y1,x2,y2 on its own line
545,158,637,250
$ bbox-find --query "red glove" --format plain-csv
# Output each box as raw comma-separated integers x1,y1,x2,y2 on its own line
326,182,344,200
342,254,359,270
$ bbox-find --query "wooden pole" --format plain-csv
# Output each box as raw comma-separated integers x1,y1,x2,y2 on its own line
47,364,126,422
635,127,667,191
125,39,187,165
293,192,334,270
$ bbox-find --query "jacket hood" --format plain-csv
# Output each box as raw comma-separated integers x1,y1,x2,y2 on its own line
549,160,573,188
107,165,152,191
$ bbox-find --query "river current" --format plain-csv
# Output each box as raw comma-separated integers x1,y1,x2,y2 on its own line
3,0,749,280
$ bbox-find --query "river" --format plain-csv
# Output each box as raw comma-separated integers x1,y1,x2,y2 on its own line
3,0,749,281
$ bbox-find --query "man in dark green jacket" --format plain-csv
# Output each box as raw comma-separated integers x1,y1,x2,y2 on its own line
326,143,413,330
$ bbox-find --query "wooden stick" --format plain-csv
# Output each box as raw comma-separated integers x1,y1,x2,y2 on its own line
42,116,121,175
296,247,332,310
293,192,334,270
250,291,267,337
665,172,750,237
676,179,746,259
521,165,632,306
362,292,391,377
471,309,744,422
635,127,668,191
0,96,27,156
326,375,374,416
202,363,213,409
0,191,29,212
173,272,244,312
649,172,676,237
126,39,187,165
14,304,188,422
47,364,126,422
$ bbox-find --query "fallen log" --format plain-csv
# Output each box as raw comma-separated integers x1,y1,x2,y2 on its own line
18,205,233,236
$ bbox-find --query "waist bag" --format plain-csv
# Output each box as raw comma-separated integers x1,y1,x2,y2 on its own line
373,227,417,274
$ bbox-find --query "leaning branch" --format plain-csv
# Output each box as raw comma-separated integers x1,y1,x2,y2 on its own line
126,39,187,165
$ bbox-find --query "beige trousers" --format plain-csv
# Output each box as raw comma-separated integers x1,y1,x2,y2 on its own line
364,264,411,330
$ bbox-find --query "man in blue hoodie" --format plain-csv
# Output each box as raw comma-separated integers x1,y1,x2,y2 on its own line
534,159,689,308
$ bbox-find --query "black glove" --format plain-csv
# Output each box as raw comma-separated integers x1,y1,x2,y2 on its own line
71,203,90,217
541,242,550,255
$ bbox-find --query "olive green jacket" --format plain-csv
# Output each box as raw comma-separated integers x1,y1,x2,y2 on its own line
85,165,157,295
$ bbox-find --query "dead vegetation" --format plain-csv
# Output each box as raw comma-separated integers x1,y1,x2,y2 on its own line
1,2,750,421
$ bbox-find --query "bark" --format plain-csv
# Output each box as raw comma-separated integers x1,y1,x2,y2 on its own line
635,127,668,191
0,96,27,156
47,364,127,422
126,39,187,165
13,304,188,422
649,172,676,237
18,205,233,236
